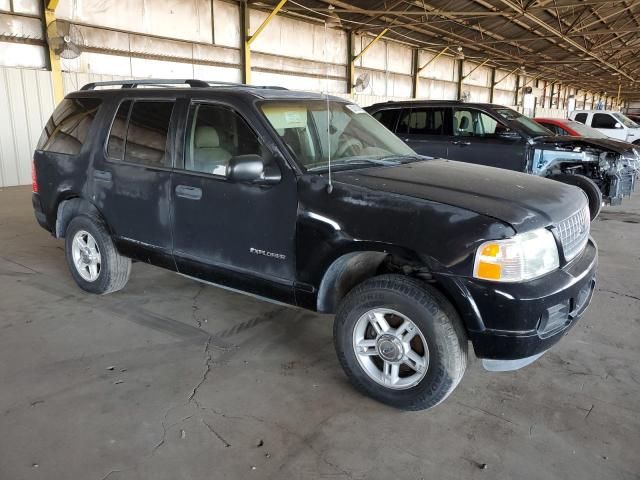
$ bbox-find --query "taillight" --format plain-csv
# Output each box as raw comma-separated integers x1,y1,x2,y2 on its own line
31,160,39,193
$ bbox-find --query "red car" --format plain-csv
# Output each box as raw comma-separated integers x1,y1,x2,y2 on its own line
534,117,611,138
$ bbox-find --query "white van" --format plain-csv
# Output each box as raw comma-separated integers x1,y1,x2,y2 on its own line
569,110,640,144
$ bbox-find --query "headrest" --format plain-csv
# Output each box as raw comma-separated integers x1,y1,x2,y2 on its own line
459,116,469,130
194,126,220,148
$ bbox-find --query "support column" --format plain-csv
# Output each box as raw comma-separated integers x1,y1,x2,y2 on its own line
456,59,464,100
489,67,496,103
243,0,288,85
349,28,388,95
411,48,419,98
44,0,64,103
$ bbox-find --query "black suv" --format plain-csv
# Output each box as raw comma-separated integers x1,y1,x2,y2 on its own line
32,79,597,410
366,100,639,218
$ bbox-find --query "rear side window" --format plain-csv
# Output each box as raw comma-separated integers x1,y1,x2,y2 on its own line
406,108,447,135
37,97,102,155
372,109,400,131
574,113,588,124
106,100,175,167
592,113,617,129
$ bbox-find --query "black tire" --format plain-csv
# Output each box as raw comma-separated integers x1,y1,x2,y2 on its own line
64,214,131,294
334,274,467,411
551,174,602,221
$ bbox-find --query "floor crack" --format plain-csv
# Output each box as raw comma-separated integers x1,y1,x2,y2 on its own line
598,289,640,302
202,419,231,448
188,336,213,408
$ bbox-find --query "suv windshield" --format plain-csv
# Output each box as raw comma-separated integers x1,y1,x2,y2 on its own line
494,108,553,137
612,113,640,129
260,101,417,172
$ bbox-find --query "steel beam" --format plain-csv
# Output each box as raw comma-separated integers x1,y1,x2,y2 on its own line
416,47,448,76
462,59,490,80
352,28,389,64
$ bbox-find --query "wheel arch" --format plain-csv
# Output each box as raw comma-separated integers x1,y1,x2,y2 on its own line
55,196,104,238
316,246,431,314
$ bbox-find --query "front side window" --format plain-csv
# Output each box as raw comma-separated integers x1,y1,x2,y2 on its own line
453,108,504,137
574,113,588,124
260,101,416,172
184,103,263,176
106,100,174,167
37,97,102,155
592,113,617,129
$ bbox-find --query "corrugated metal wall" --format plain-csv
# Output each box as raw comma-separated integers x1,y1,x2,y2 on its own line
0,67,135,187
0,68,55,187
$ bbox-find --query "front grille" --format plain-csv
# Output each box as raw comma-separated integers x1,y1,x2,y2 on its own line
556,205,590,262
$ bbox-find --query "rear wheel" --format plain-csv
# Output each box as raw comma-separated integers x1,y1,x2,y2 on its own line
65,214,131,294
334,275,467,411
551,173,602,221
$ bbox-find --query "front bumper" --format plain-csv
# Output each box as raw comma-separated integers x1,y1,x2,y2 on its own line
436,238,598,362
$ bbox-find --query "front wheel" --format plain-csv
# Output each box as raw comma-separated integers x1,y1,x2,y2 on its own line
334,275,467,411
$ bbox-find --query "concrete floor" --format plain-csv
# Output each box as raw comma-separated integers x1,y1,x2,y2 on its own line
0,185,639,480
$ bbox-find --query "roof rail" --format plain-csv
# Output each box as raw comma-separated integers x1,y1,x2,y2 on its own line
80,78,289,91
80,79,211,90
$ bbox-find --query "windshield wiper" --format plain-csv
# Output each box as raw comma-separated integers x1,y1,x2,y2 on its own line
307,157,402,172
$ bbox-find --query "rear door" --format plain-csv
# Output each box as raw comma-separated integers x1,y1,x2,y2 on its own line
170,98,298,303
395,107,452,158
448,107,525,170
92,97,178,269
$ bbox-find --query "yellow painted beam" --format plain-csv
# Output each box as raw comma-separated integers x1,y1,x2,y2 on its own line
44,8,64,104
352,28,388,64
416,47,448,76
247,0,288,46
493,67,520,87
244,41,251,85
47,0,60,10
462,58,490,80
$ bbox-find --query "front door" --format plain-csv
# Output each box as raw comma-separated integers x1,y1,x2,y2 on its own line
590,113,627,141
93,98,177,268
170,100,298,303
448,107,525,171
396,107,452,158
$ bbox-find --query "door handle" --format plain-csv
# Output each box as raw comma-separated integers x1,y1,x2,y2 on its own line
175,185,202,200
451,140,471,146
94,170,112,182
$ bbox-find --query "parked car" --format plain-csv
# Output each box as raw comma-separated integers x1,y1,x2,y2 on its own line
569,110,640,144
366,100,638,215
32,79,598,411
535,117,638,197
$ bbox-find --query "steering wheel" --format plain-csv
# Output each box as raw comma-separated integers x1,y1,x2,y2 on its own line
335,138,363,157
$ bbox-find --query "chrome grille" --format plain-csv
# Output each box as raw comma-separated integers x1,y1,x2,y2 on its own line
556,205,590,261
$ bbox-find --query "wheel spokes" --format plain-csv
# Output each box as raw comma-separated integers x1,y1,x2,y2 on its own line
396,319,417,342
368,311,390,335
404,350,427,374
382,361,400,385
356,339,378,356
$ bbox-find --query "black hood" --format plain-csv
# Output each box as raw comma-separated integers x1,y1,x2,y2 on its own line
533,135,635,155
333,159,587,232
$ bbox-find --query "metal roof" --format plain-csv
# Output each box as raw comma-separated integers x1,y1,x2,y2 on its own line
268,0,640,101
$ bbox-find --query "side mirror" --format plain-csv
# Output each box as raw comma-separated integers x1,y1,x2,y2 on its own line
495,130,521,140
614,122,623,129
227,154,281,185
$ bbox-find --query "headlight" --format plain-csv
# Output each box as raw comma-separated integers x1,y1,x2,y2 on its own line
473,228,559,282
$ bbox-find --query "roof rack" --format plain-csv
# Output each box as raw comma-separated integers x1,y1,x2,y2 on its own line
80,79,289,91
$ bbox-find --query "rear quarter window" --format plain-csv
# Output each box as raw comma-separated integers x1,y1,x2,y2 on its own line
574,113,588,124
37,97,102,155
